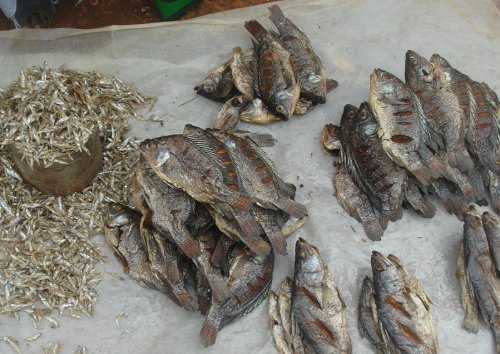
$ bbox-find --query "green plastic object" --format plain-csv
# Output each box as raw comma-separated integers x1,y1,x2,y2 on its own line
155,0,200,21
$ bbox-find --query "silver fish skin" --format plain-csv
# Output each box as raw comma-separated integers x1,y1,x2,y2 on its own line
333,165,384,241
230,47,255,100
292,238,351,354
456,243,480,333
200,245,274,347
240,98,280,125
431,54,500,174
483,211,500,273
368,69,441,186
139,135,269,256
208,129,306,218
463,207,500,351
104,204,183,307
358,276,389,354
270,290,294,354
268,5,328,104
347,102,407,229
195,60,237,102
279,277,306,354
371,251,438,354
214,95,247,131
403,178,436,219
405,50,473,173
244,20,300,120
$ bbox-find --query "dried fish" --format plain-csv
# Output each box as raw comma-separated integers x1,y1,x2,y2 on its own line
25,333,41,342
115,311,125,328
0,336,21,354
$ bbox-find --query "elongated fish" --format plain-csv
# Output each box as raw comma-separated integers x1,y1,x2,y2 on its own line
244,20,300,120
292,238,351,354
268,5,330,104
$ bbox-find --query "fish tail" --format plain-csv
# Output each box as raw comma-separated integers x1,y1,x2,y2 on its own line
412,167,433,186
200,322,219,347
244,20,267,39
463,312,479,334
232,194,254,212
277,198,308,218
326,78,339,92
180,238,201,260
361,219,384,241
166,263,181,282
268,4,286,25
174,290,199,312
441,196,467,221
259,218,287,255
448,148,473,173
378,213,389,230
245,133,276,147
414,197,437,218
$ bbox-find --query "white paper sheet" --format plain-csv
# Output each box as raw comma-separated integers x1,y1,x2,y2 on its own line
0,0,499,352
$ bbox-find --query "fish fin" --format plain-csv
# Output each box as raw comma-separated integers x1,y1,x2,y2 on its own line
268,4,286,25
257,213,287,255
447,147,474,173
378,213,389,230
251,39,261,97
277,197,308,218
412,91,444,151
281,215,309,238
183,130,225,166
173,290,199,312
233,130,276,147
200,322,218,347
326,78,338,92
210,238,225,268
389,207,403,222
360,218,383,241
244,20,267,39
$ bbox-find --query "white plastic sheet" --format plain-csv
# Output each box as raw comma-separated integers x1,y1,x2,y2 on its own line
0,0,499,352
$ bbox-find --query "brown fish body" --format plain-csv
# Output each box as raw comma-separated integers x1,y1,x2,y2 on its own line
268,5,328,104
200,246,274,347
348,102,407,229
292,238,351,354
431,54,500,173
244,20,300,120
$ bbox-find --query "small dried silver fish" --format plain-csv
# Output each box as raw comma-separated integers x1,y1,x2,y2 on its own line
0,336,21,354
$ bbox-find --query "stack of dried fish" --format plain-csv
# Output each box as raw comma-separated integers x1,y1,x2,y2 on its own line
105,125,308,347
195,5,337,130
0,64,156,336
358,251,438,353
323,50,500,240
269,238,351,353
456,206,500,352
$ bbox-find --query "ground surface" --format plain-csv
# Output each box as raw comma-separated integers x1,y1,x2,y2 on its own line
0,0,276,30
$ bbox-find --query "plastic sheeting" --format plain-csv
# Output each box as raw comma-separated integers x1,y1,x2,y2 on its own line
0,0,499,352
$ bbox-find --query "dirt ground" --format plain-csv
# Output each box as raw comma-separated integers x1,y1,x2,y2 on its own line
0,0,276,30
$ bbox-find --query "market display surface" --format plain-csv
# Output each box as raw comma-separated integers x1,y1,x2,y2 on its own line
0,0,499,353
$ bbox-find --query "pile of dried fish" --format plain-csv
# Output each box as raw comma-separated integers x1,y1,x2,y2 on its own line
456,206,500,351
323,50,500,240
0,64,155,331
358,251,438,353
195,5,337,130
105,125,308,347
269,238,351,353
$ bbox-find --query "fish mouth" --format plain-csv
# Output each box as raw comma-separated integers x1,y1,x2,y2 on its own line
371,250,384,258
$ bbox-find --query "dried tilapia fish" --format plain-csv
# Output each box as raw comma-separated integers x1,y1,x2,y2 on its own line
194,60,237,103
0,64,155,325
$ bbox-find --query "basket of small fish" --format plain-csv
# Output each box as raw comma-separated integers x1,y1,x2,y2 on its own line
195,5,338,130
323,50,500,240
104,125,308,347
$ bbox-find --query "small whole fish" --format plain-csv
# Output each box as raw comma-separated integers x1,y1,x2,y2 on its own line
369,68,442,186
346,102,407,229
431,54,500,174
240,98,280,125
199,245,274,347
229,47,255,101
463,206,500,351
244,19,300,120
292,238,351,354
268,5,330,104
213,95,248,131
195,60,237,102
371,251,438,354
333,165,384,241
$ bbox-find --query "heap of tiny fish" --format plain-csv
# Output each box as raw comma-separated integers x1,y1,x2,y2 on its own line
322,50,500,240
195,5,338,130
456,206,500,352
358,251,438,354
0,64,156,334
104,125,308,347
269,238,351,354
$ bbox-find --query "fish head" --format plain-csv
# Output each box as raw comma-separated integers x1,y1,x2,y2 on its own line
405,50,434,86
139,138,175,169
302,73,327,104
357,102,378,136
430,54,453,86
271,88,298,120
371,251,401,294
194,77,220,100
240,98,262,117
294,238,324,287
370,69,401,102
482,211,499,229
464,205,482,230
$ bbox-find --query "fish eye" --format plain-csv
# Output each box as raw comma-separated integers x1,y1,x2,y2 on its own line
205,85,215,93
410,56,418,65
145,142,156,150
275,104,285,113
374,264,383,272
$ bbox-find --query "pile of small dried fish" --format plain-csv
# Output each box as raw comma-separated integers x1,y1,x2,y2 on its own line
195,5,337,130
456,206,500,352
358,251,438,353
105,125,308,347
0,64,156,333
323,50,500,240
269,238,351,354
